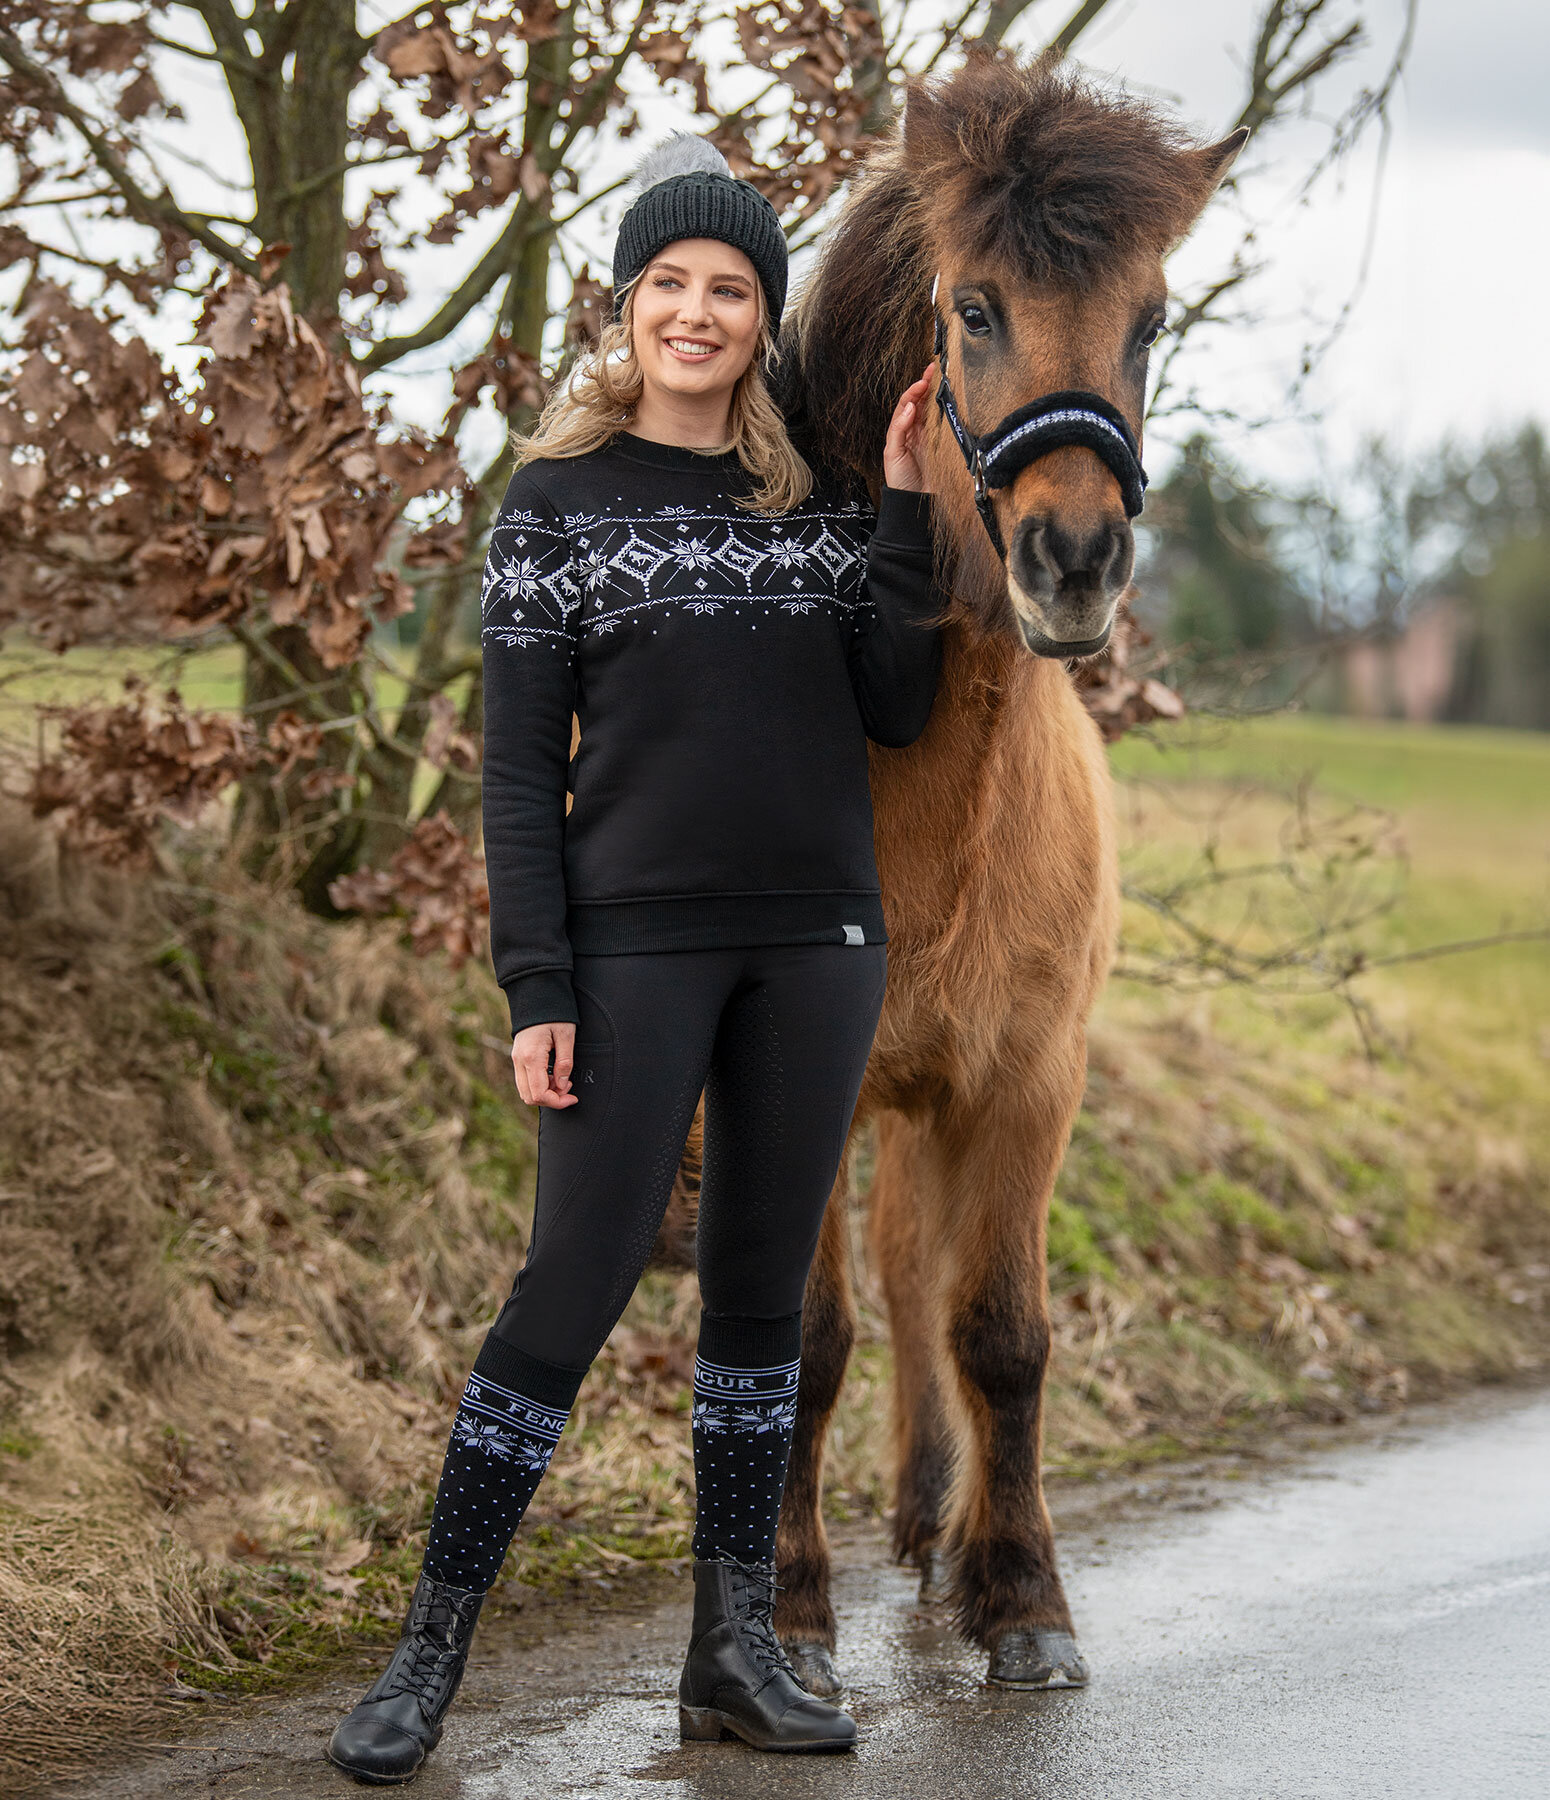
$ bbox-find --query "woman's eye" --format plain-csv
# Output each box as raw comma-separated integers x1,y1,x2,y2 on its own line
960,303,990,335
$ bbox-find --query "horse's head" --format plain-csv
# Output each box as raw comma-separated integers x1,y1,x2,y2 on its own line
790,48,1246,660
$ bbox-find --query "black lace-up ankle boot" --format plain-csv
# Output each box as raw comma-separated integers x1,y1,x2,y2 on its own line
678,1555,857,1752
326,1572,486,1784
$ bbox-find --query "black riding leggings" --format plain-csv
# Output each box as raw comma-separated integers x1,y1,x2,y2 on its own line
421,938,887,1590
491,938,889,1369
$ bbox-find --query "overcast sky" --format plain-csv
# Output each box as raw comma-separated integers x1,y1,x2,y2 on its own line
1055,0,1548,480
428,0,1550,487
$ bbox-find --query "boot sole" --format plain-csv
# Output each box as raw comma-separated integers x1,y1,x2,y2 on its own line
678,1703,855,1752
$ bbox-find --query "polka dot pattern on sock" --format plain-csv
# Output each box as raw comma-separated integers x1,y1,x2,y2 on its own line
689,1311,803,1565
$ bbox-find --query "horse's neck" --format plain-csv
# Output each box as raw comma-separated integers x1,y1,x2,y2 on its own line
870,621,1105,940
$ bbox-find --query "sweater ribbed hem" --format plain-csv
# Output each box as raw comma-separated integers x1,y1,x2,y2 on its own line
565,889,887,955
476,1328,590,1412
697,1308,804,1368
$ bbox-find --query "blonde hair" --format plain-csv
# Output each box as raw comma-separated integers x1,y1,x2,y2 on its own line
509,265,813,514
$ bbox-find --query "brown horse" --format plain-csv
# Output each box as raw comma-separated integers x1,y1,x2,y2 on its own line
759,47,1246,1691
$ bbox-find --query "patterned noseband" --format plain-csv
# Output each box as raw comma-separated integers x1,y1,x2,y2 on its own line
930,275,1148,562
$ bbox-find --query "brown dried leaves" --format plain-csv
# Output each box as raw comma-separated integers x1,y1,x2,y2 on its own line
1071,596,1187,743
445,334,546,434
0,275,461,668
718,2,885,214
328,811,490,968
27,676,263,867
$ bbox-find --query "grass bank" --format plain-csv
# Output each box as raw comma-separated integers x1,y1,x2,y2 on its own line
1,713,1546,1788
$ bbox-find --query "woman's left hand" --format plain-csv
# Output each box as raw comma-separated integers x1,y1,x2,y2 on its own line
882,364,936,493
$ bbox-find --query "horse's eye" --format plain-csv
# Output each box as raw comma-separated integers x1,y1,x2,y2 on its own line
1137,314,1166,351
960,303,991,336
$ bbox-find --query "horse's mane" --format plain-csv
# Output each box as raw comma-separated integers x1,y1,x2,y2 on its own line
782,45,1212,487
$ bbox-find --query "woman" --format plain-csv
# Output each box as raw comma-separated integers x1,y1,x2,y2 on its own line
327,133,941,1783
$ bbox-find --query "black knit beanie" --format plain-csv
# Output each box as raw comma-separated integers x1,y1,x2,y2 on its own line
611,133,788,327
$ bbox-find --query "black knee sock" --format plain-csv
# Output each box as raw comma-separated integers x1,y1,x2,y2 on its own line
421,1331,589,1593
690,1310,803,1566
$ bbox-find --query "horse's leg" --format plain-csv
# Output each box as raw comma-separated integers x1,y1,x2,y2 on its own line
773,1159,856,1697
870,1111,954,1602
928,1072,1090,1689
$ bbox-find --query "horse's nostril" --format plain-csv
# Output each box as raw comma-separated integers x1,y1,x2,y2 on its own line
1010,516,1131,598
1042,519,1122,583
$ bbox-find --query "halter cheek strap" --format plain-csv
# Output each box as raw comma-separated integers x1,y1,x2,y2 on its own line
930,286,1148,562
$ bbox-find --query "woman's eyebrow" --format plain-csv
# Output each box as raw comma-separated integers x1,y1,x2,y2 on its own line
650,260,751,284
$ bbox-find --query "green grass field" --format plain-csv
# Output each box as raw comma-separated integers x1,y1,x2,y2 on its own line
1106,712,1550,1116
6,631,1545,1076
7,632,1545,1030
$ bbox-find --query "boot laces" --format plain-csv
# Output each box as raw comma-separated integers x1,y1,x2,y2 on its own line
718,1556,800,1683
379,1629,459,1705
378,1584,478,1706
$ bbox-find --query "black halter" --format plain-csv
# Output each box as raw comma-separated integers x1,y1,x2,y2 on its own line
931,301,1148,562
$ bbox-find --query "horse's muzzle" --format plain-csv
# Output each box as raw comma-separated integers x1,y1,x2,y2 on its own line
1007,514,1130,658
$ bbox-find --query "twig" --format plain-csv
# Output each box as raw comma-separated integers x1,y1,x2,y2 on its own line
0,26,261,276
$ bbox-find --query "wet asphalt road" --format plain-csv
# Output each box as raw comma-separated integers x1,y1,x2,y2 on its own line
33,1388,1550,1800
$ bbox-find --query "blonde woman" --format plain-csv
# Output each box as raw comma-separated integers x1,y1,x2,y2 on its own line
328,133,941,1783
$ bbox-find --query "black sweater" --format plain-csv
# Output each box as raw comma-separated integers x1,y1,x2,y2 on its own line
479,430,943,1036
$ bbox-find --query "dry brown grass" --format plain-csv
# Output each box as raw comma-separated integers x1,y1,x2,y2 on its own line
0,796,610,1784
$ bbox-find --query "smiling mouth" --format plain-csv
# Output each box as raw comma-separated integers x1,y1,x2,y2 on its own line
663,338,721,359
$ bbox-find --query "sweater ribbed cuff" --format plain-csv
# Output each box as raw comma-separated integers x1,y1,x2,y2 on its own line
504,968,579,1037
874,484,934,548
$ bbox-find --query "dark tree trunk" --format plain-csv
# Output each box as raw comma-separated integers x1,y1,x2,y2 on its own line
222,1,372,898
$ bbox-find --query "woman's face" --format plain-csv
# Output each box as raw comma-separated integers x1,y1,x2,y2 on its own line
629,238,762,405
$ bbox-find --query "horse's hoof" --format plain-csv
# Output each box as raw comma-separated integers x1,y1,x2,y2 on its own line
986,1628,1089,1689
782,1640,846,1699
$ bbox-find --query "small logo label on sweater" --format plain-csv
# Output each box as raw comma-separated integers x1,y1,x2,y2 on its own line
843,924,865,945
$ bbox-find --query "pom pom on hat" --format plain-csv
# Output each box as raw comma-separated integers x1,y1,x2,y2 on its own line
629,131,735,192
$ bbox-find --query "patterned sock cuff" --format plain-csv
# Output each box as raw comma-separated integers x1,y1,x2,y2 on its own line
474,1329,589,1413
696,1308,802,1369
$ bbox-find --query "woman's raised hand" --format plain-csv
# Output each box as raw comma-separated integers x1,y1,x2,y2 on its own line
512,1021,581,1108
882,363,936,494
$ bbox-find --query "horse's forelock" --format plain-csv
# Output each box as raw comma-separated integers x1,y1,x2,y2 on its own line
909,49,1209,284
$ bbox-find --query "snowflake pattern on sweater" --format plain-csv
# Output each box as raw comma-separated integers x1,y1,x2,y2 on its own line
477,439,942,1036
479,496,873,658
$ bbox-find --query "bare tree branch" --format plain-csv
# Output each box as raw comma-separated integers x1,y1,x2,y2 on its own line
147,25,264,78
978,0,1045,50
1045,0,1119,57
0,24,261,275
360,197,548,371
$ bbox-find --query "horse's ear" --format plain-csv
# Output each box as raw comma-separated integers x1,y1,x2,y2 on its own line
1183,127,1250,199
900,75,944,160
1173,126,1250,235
